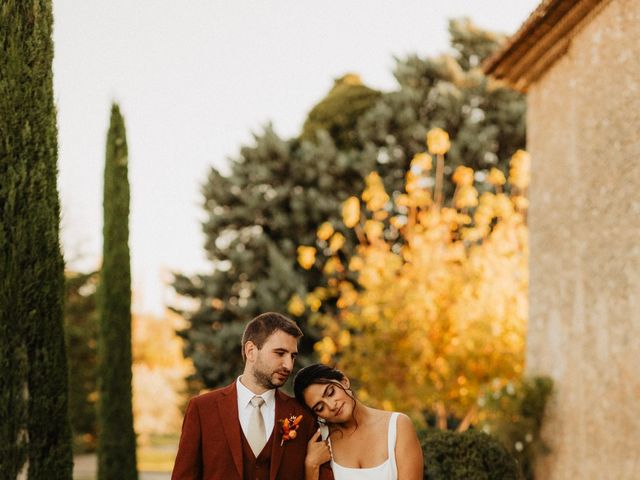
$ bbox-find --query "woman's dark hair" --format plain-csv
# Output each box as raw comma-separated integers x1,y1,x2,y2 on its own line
293,363,358,431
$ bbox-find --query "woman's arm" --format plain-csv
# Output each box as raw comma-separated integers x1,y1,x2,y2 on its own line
395,414,423,480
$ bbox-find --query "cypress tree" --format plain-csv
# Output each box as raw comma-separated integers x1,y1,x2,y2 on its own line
1,1,73,478
97,104,137,480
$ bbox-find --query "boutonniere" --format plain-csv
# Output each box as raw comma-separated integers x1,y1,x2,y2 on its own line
279,414,303,446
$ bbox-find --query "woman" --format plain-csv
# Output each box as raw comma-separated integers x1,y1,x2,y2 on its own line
295,364,423,480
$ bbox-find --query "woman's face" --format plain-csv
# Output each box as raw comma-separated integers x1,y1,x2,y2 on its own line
303,380,353,424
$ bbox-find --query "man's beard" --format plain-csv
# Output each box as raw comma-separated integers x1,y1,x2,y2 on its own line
252,361,290,390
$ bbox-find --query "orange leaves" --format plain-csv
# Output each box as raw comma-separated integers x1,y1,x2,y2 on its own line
342,197,361,228
488,167,506,187
452,166,474,187
362,172,389,212
287,294,305,316
509,150,531,190
297,246,316,270
426,127,451,155
317,222,334,240
289,135,529,424
454,185,479,209
328,232,345,253
410,152,433,172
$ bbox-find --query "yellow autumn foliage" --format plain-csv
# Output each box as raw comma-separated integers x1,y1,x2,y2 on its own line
296,134,529,429
297,245,317,270
317,222,335,241
426,127,451,155
132,312,193,442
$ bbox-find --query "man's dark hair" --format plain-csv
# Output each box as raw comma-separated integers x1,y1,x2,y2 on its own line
241,312,303,361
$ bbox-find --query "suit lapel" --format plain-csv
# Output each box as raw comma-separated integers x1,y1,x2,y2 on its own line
218,383,243,479
269,390,287,480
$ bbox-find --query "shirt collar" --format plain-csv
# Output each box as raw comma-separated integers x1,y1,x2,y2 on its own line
236,376,276,408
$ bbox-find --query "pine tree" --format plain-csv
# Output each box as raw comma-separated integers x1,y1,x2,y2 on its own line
355,18,525,199
301,73,381,148
173,125,372,387
97,104,137,480
0,1,73,478
173,19,525,389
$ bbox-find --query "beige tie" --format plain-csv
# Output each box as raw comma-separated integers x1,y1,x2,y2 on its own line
247,396,266,456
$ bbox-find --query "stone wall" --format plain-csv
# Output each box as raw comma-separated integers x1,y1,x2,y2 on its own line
526,0,640,477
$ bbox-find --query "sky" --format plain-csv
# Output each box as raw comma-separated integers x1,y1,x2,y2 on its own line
52,0,540,316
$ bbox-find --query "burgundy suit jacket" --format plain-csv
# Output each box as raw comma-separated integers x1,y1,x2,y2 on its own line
172,382,333,480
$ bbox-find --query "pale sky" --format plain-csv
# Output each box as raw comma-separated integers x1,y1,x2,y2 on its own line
53,0,540,316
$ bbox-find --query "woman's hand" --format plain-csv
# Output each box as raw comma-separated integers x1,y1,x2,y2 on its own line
305,429,331,480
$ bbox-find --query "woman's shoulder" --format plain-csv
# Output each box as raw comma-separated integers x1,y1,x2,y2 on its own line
394,412,415,432
370,409,408,424
368,408,397,419
393,413,420,449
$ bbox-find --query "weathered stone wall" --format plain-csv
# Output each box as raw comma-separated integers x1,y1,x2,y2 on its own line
526,0,640,477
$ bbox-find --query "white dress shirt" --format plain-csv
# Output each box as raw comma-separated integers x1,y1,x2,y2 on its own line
236,376,276,443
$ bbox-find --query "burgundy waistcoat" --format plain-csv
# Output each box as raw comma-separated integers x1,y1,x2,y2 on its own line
240,430,275,480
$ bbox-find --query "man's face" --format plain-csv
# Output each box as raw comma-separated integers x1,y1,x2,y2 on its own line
249,330,298,389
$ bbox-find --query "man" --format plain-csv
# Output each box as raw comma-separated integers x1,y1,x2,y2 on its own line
172,312,332,480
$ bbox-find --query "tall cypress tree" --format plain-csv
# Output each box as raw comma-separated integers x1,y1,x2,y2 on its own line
0,1,73,478
97,104,137,480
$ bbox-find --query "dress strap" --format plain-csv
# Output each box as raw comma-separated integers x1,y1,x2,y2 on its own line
388,412,399,475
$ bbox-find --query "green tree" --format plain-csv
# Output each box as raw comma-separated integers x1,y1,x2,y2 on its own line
355,18,525,199
173,19,526,389
0,1,73,478
301,73,381,148
97,104,137,480
65,271,99,453
172,125,373,387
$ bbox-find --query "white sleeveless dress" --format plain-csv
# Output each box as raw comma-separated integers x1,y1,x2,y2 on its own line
328,412,399,480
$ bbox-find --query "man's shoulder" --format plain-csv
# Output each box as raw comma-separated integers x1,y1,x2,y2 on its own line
275,388,295,403
276,389,308,413
189,382,236,406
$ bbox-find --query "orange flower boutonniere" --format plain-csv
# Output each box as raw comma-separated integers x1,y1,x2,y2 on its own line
279,414,303,446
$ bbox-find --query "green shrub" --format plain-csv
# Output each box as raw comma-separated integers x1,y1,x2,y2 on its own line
419,428,521,480
478,376,553,479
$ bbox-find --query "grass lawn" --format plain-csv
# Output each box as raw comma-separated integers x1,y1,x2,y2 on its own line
73,435,178,479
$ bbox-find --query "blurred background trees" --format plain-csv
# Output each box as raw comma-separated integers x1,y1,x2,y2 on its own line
172,18,526,390
301,131,530,430
65,271,99,453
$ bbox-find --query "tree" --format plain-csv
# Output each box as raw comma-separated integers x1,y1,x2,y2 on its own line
65,271,99,452
354,18,525,200
302,130,530,431
301,73,381,148
97,104,137,480
173,19,526,390
132,313,191,444
0,1,73,478
173,125,373,387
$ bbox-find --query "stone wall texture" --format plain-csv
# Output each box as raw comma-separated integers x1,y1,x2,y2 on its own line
526,0,640,478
